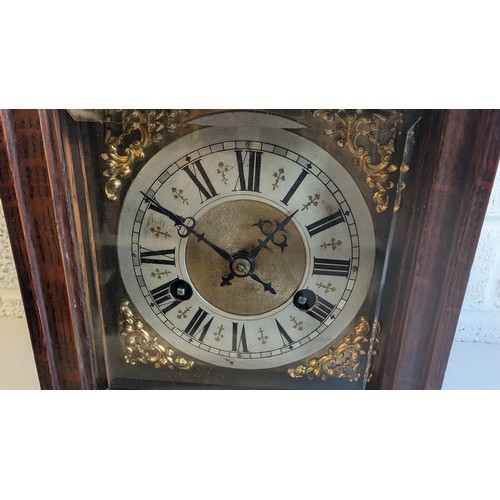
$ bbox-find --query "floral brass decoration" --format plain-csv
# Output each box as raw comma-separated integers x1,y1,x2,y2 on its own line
288,316,381,382
101,110,188,201
118,300,194,370
312,109,404,213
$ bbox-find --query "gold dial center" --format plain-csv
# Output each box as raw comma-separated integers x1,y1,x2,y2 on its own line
185,199,307,316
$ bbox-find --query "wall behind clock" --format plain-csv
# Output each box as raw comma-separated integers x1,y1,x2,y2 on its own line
0,165,499,389
442,162,500,389
454,167,500,344
0,205,24,317
0,202,40,389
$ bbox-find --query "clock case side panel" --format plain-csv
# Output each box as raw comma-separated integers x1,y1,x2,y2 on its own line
0,109,106,390
371,109,500,390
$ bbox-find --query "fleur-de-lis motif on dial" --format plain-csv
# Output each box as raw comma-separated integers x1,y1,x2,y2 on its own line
257,328,268,345
272,167,285,190
171,187,189,205
301,194,320,211
290,316,303,331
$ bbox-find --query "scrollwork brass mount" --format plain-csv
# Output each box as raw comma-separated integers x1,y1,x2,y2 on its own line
101,110,188,201
313,109,404,213
288,316,381,382
118,300,194,371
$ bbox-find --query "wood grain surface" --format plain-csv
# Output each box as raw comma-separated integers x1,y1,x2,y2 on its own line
377,109,500,389
0,110,101,389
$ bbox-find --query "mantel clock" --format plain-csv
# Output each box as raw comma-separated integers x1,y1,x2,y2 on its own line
0,109,498,389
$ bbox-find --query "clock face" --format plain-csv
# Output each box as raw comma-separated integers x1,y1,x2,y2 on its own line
117,125,375,369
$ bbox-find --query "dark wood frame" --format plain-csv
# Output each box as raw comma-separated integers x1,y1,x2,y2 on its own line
1,109,498,390
0,110,103,389
375,110,500,389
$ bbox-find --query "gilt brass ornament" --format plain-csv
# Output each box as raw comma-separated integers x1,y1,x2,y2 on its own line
288,317,381,382
313,109,404,213
118,300,194,370
101,109,188,201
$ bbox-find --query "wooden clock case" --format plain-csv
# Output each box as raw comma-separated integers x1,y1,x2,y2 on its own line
0,109,498,389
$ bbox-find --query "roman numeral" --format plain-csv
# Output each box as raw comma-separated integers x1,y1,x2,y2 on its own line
280,169,309,205
312,257,350,277
150,279,181,314
306,295,335,322
184,160,218,202
185,307,214,342
234,151,262,192
232,323,248,352
140,247,176,266
306,210,344,237
275,319,294,348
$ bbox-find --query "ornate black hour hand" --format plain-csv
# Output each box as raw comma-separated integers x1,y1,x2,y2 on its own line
220,269,276,294
220,271,235,287
250,209,298,258
141,192,233,263
248,272,276,295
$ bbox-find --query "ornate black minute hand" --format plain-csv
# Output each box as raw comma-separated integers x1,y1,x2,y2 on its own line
220,210,298,293
250,209,299,258
141,192,233,263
